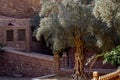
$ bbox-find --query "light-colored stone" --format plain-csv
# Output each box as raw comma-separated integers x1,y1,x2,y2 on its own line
0,0,40,18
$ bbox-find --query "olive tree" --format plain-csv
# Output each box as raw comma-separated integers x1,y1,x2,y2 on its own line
36,0,120,79
89,0,120,67
36,0,96,80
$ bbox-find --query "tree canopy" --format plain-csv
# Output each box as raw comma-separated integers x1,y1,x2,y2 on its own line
90,0,120,67
36,0,95,53
93,0,120,27
35,0,120,53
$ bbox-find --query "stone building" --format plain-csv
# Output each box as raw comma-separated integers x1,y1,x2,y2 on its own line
0,17,51,55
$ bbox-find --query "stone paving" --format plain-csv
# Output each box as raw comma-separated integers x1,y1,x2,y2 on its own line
0,76,32,80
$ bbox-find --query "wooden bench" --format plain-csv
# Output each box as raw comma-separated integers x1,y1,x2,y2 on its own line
92,70,120,80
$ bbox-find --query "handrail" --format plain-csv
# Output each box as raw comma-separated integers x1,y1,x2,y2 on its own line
92,70,120,80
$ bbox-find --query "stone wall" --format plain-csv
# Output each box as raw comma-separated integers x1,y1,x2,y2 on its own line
0,0,40,18
0,48,116,77
60,48,116,69
0,49,57,77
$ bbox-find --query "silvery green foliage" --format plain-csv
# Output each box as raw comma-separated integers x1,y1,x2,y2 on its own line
93,0,120,50
36,0,68,52
92,17,120,51
60,0,93,29
93,0,120,27
36,16,66,52
40,0,58,17
36,0,95,53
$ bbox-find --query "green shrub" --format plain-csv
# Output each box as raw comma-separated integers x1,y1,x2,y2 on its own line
86,46,120,68
103,46,120,66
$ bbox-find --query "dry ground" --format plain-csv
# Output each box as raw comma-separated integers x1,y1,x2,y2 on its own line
0,76,31,80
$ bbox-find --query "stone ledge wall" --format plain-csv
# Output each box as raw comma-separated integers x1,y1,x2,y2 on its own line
0,48,116,77
0,49,57,77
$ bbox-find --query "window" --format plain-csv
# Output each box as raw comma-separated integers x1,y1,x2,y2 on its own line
18,29,25,41
6,30,14,41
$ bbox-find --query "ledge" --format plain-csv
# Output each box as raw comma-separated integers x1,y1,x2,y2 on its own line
4,47,54,61
60,68,116,74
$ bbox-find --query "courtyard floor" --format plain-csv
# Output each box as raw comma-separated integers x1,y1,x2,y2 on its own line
0,76,32,80
0,76,72,80
0,76,73,80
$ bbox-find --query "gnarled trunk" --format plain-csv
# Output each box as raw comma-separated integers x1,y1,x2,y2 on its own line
73,35,86,80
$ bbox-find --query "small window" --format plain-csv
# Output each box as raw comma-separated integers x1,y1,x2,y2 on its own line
6,30,14,41
18,29,25,41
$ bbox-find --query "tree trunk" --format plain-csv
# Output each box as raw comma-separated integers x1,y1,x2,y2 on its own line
72,35,86,80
